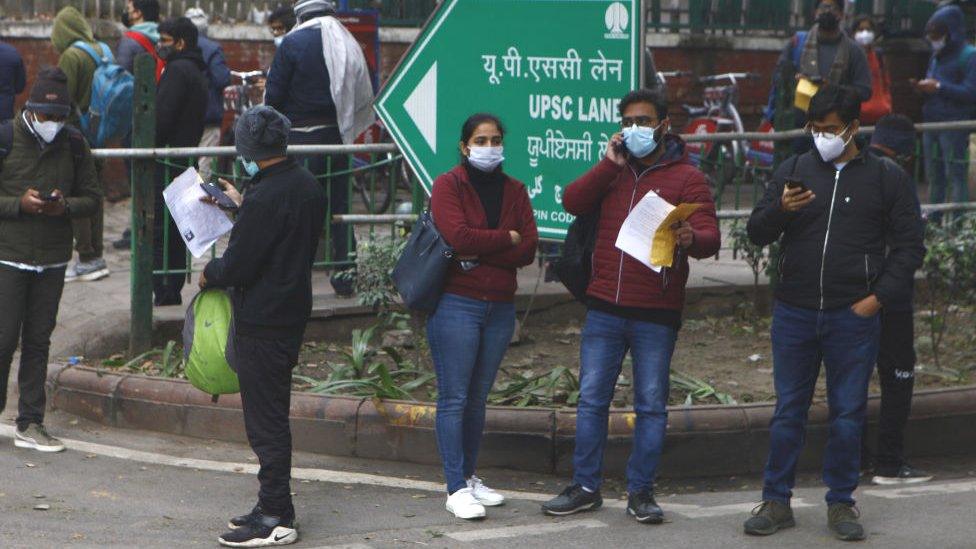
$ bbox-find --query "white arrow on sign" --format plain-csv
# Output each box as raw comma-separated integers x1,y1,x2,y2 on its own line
403,61,438,153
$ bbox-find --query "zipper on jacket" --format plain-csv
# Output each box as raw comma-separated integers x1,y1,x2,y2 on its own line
864,254,870,292
819,169,842,310
615,163,662,303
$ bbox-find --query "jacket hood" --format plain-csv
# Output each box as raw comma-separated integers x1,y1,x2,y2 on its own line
52,7,94,53
927,5,967,56
169,46,207,70
129,22,160,43
630,133,689,171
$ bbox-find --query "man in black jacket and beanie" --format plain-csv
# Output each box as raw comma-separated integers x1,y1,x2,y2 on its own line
863,114,931,486
743,86,923,542
153,16,208,306
201,105,325,548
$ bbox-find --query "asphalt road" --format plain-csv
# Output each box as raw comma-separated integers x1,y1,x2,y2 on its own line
2,409,975,549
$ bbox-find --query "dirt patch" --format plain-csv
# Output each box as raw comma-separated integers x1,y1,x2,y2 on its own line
88,303,976,407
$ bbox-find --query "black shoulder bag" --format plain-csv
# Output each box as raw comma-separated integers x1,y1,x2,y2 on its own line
392,178,457,312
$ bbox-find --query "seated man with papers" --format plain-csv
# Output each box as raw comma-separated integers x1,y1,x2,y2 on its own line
542,89,719,523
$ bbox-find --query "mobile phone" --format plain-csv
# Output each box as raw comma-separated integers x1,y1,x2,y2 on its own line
784,178,808,193
40,192,60,202
612,140,627,154
200,181,239,211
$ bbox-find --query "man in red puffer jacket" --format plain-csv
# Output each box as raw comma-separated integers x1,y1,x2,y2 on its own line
542,88,719,524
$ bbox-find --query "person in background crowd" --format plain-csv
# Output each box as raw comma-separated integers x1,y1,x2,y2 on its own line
51,6,111,283
913,4,976,221
186,7,231,183
744,86,924,542
426,113,538,520
0,68,102,454
0,39,25,123
542,89,720,524
265,0,374,298
117,0,162,77
152,17,208,306
851,15,892,125
863,114,932,486
268,5,297,47
201,106,326,548
764,0,872,153
112,0,162,252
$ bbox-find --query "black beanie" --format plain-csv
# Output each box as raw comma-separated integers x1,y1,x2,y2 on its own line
234,105,291,161
26,67,72,117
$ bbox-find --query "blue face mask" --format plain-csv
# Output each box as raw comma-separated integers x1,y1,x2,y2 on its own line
239,156,260,177
622,123,663,158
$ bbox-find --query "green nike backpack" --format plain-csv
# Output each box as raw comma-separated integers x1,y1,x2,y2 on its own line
183,289,239,398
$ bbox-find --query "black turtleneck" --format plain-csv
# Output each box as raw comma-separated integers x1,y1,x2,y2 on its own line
464,163,505,229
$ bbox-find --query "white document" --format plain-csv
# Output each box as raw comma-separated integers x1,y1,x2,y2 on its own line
614,190,673,273
162,167,234,258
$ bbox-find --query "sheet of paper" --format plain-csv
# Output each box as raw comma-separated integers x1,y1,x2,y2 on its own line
615,191,671,273
162,167,233,258
615,191,702,271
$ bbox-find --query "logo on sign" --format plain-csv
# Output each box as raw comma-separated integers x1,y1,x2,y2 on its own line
604,2,630,40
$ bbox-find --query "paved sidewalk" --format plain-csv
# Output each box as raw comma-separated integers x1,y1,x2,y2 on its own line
54,199,764,354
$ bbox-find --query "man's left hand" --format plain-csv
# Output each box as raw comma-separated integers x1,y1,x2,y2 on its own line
915,79,940,95
851,295,882,318
40,190,66,216
198,271,208,290
672,220,695,250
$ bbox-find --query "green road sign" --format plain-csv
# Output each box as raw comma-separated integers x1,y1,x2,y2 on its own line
375,0,644,239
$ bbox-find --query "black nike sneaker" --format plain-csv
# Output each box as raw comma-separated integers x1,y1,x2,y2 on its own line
227,504,262,529
218,512,297,547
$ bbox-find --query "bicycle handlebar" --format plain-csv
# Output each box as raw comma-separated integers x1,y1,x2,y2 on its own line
698,72,760,84
658,70,694,78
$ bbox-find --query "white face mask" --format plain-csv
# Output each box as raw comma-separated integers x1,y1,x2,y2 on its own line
854,30,875,47
929,38,946,53
812,126,853,163
467,146,504,172
31,113,64,144
273,36,284,48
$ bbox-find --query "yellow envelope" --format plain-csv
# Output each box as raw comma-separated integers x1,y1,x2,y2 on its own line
651,203,702,268
794,77,820,113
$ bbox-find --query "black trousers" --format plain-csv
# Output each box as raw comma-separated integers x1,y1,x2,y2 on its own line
234,332,303,517
288,126,355,265
153,161,189,303
864,310,916,473
0,265,66,429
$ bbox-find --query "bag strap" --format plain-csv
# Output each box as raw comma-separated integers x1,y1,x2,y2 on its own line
72,41,109,66
126,31,165,81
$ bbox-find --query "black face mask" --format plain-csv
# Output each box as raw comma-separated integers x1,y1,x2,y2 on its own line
156,45,174,61
121,9,131,27
817,11,840,32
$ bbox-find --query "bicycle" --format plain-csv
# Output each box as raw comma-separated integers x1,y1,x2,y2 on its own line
218,69,267,179
351,119,413,214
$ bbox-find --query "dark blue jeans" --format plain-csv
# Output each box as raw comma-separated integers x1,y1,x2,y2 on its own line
763,300,881,506
572,310,677,494
427,293,515,494
924,129,971,214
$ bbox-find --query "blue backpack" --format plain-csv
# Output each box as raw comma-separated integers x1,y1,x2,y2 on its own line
71,41,134,148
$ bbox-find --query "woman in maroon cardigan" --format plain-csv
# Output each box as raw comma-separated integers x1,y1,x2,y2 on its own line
427,113,538,520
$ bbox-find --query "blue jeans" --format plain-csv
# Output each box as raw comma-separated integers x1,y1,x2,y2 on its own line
427,293,515,494
763,301,881,506
924,129,971,219
572,310,677,494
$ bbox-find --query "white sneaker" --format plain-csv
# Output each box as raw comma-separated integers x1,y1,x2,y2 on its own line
445,487,486,519
467,476,505,506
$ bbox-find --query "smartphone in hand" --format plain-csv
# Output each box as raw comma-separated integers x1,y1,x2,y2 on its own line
40,192,61,202
200,181,240,211
785,178,809,194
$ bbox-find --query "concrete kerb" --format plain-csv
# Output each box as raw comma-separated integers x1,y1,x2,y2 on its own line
47,285,976,478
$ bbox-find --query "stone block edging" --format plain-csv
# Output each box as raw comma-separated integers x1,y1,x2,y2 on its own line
47,364,976,478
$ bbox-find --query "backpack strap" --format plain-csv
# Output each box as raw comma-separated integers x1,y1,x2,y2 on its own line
125,31,165,81
71,41,111,66
0,119,13,159
791,31,808,70
959,44,976,72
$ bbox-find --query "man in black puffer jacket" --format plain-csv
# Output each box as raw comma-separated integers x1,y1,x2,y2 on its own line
152,16,208,306
743,86,923,542
201,106,325,548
